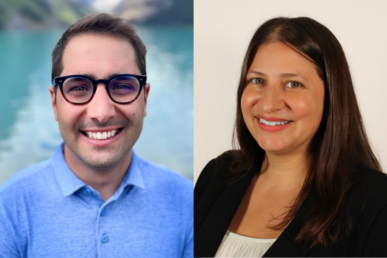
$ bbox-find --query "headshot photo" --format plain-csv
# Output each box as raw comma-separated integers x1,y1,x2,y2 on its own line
0,1,193,257
194,0,387,257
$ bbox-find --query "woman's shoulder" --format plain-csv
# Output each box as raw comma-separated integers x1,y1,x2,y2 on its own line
349,164,387,207
194,150,243,203
351,164,387,195
196,150,241,184
342,164,387,232
342,165,387,255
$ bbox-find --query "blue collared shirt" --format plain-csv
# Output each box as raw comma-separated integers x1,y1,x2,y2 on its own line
0,144,193,258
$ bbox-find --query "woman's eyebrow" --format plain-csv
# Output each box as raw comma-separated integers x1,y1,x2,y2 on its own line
247,70,265,76
281,73,309,82
247,70,308,82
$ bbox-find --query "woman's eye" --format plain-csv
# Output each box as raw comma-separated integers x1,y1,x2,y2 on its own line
251,78,264,84
285,81,302,88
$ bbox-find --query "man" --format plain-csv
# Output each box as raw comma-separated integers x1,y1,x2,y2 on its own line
0,13,193,258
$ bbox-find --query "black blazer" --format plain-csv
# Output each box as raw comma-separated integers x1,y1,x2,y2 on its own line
194,151,387,257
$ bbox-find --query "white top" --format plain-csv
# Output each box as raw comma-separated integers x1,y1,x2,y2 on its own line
214,231,276,258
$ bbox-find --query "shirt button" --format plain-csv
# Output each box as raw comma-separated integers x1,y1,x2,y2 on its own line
100,209,106,216
101,234,109,243
85,188,92,195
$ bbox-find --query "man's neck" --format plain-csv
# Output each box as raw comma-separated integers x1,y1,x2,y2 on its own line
63,144,132,202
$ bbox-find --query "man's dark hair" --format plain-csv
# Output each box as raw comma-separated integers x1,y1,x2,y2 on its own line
52,13,147,83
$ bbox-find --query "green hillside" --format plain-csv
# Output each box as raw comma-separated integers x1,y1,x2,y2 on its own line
0,0,93,30
0,0,193,30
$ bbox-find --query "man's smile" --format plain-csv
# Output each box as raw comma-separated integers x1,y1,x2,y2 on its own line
79,127,125,147
81,128,124,140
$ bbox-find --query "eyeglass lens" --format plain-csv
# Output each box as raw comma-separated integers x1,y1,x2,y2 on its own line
62,76,140,103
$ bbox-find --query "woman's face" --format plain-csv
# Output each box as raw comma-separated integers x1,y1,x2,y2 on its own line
241,42,325,156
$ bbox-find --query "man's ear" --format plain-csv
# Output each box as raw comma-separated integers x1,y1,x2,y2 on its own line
143,83,150,117
49,86,58,121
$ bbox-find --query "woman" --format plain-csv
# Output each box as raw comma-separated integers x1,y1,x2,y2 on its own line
194,17,387,257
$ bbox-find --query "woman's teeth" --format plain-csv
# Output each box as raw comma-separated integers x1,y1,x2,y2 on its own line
84,129,119,140
260,118,290,126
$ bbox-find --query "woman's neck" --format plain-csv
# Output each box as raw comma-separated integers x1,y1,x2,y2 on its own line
259,151,309,193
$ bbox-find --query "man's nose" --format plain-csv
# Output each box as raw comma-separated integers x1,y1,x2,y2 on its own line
86,84,116,124
261,84,286,114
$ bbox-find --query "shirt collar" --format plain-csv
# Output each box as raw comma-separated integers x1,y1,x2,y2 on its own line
117,149,145,193
52,142,145,197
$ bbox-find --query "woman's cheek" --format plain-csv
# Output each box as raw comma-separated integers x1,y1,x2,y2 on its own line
241,87,261,113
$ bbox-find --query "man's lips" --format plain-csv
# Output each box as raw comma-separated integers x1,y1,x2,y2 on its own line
78,127,124,147
80,126,123,132
80,127,124,140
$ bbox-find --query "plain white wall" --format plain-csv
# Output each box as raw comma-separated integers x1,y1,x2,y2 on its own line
194,0,387,183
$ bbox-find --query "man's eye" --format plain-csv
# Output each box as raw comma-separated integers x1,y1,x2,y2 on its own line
69,86,88,92
251,78,264,84
112,84,134,90
285,81,302,88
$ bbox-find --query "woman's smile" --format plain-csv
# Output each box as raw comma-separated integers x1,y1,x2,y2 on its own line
256,115,293,132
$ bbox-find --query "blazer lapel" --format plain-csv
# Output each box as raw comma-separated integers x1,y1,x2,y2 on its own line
195,162,258,257
195,157,314,257
264,192,313,257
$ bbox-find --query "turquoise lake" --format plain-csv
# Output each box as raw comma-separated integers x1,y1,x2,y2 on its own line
0,26,193,184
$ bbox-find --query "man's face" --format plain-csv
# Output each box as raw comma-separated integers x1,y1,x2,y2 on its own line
49,33,150,170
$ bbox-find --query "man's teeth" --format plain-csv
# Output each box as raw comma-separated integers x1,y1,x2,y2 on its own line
260,118,290,126
85,129,119,140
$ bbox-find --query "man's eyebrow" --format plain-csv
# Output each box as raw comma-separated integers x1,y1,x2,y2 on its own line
107,73,123,79
77,73,124,80
247,70,308,82
78,73,96,79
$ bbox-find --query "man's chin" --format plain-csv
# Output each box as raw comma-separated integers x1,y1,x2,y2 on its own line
65,132,135,170
70,142,126,169
80,153,124,170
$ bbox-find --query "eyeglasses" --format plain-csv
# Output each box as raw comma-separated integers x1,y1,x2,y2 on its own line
53,74,147,104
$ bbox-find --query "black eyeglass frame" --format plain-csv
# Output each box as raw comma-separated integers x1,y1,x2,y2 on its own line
53,74,147,105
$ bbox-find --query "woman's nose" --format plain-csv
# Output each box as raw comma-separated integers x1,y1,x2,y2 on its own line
261,84,285,113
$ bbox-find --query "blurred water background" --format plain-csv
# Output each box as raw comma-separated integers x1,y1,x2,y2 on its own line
0,0,193,184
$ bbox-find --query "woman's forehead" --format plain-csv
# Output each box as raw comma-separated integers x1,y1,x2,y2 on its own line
247,42,320,80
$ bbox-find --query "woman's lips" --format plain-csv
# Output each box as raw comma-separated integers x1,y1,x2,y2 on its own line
256,116,293,132
256,115,291,122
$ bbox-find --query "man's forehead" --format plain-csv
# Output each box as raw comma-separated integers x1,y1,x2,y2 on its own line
61,34,140,76
67,32,131,45
64,33,136,55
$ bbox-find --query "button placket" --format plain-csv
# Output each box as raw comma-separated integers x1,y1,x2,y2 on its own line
101,234,109,243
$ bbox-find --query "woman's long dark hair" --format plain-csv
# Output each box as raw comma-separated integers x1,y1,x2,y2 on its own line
230,17,381,247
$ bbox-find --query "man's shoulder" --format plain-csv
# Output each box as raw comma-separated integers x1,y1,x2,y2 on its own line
135,155,193,194
0,159,53,196
134,155,193,204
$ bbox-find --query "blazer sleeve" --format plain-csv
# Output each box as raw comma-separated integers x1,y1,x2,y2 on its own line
362,203,387,256
194,159,216,207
